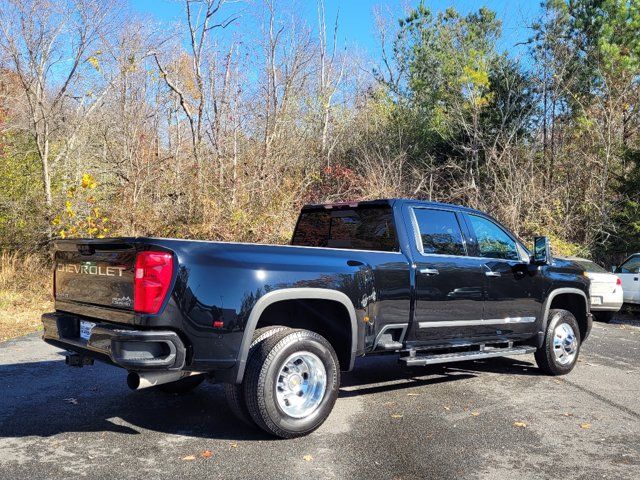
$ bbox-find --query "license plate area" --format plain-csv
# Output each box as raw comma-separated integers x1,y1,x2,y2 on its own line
591,296,603,306
79,320,96,341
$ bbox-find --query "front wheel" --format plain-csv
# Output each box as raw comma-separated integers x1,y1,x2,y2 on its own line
243,329,340,438
535,309,581,375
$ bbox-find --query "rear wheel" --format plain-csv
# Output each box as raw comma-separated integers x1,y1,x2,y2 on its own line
224,326,291,426
158,375,204,394
535,309,581,375
243,329,340,438
593,311,615,323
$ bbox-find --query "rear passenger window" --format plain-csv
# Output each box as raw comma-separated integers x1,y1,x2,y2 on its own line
412,209,466,256
468,215,519,261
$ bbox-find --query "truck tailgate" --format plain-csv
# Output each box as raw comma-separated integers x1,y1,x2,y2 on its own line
55,240,136,310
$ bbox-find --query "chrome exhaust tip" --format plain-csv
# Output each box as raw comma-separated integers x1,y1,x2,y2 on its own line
126,371,202,390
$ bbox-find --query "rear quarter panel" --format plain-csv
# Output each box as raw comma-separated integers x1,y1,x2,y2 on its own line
142,239,409,371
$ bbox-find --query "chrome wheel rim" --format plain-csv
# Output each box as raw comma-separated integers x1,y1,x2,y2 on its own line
275,351,327,419
553,322,578,365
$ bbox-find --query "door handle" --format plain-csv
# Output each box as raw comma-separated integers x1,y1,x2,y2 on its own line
485,271,502,277
419,268,439,275
347,260,365,267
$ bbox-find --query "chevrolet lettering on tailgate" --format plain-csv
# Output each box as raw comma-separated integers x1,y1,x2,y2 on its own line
57,264,126,277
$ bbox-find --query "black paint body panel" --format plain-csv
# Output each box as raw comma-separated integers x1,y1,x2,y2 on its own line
44,199,590,376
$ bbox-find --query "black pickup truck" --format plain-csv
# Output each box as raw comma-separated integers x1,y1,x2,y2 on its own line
42,199,592,438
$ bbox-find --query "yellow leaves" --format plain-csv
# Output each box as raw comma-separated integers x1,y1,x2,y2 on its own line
303,455,313,462
470,411,480,417
579,423,592,430
81,173,97,189
55,173,108,240
390,413,404,419
513,421,527,428
461,64,490,89
88,56,101,72
181,455,196,461
87,51,102,72
65,201,76,218
472,93,494,109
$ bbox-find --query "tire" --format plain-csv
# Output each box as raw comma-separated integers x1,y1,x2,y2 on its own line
243,329,340,438
594,311,615,323
158,374,205,394
535,309,581,376
224,326,292,426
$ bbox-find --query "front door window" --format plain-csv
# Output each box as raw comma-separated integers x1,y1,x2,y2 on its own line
468,215,519,261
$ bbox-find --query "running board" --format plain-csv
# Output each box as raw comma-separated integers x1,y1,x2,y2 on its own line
399,346,537,367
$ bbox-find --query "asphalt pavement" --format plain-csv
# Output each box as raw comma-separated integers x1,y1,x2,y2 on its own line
1,315,639,480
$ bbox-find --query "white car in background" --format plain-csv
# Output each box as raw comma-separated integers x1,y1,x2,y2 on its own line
567,257,623,323
614,254,640,307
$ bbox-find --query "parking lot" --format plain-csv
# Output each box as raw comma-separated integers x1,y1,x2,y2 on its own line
1,315,639,480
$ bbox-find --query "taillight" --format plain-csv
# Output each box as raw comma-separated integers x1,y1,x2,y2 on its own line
134,251,174,314
616,277,622,286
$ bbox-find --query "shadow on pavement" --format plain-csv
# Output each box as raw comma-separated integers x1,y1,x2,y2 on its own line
0,359,272,441
0,349,542,441
610,309,640,327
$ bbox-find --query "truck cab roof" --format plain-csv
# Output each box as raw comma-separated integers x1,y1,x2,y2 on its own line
301,198,479,215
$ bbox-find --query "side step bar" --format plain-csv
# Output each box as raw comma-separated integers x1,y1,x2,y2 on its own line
399,346,537,367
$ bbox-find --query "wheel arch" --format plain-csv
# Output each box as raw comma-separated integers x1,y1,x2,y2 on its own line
539,288,591,345
233,288,358,383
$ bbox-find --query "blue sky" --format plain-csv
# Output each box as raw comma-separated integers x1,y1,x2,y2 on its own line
130,0,542,60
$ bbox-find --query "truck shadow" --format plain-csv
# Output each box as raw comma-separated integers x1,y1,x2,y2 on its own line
0,354,538,441
339,354,540,398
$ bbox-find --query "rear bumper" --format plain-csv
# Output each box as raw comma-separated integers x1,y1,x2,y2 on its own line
42,312,186,370
590,300,623,311
590,290,624,311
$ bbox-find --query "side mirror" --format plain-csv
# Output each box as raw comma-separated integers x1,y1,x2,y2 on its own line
533,236,551,265
611,265,617,273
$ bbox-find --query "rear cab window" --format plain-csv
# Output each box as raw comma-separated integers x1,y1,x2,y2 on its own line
291,205,399,252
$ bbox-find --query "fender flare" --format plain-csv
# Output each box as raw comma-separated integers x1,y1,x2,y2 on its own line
538,287,590,345
233,288,358,383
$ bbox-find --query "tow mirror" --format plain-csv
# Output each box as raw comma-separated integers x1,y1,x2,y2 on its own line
532,236,551,265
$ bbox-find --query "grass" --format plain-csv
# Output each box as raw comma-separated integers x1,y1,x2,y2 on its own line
0,251,53,341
